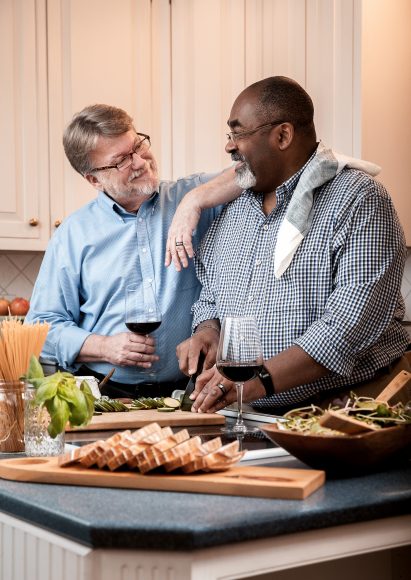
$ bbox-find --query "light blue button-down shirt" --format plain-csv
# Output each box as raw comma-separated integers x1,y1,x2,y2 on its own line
26,174,220,384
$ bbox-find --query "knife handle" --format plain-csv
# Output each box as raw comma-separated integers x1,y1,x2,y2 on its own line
191,352,206,380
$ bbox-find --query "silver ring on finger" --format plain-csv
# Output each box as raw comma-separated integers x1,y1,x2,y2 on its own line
217,383,227,396
175,241,184,247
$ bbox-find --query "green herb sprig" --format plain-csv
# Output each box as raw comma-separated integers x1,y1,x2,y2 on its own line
24,355,96,438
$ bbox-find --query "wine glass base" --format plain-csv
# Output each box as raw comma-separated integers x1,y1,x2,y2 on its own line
220,424,261,435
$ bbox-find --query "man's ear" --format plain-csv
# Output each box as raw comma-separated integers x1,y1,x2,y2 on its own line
85,172,102,190
277,122,294,150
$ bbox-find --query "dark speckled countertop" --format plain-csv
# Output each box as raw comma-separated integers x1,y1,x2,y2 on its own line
0,452,410,550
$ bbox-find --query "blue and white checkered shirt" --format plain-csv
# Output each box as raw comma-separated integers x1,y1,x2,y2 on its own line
193,161,408,408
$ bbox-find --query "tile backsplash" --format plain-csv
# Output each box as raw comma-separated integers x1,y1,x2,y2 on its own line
1,249,411,322
0,251,44,301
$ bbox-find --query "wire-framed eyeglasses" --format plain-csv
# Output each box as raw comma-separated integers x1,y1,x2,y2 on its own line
226,121,286,145
91,133,151,173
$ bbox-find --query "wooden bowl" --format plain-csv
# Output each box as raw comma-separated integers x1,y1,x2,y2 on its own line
262,423,411,475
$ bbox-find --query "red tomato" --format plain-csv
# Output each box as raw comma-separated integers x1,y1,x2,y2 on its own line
0,298,10,316
9,297,30,316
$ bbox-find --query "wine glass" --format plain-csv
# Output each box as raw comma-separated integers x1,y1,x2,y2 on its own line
125,281,162,335
216,316,263,434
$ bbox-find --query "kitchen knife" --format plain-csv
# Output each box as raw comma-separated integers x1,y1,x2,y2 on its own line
180,353,205,411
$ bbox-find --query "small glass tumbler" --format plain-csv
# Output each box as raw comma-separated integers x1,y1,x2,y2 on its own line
24,382,65,457
0,380,25,453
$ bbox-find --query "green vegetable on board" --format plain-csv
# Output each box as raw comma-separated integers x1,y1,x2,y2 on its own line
94,396,130,413
131,396,181,411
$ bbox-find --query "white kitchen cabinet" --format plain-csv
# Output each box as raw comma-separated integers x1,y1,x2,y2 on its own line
0,0,50,250
1,0,409,250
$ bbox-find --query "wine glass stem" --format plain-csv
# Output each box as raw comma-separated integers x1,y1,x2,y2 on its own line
235,382,244,428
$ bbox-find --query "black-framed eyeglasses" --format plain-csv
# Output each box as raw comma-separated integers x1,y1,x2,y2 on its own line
226,121,286,145
91,133,151,173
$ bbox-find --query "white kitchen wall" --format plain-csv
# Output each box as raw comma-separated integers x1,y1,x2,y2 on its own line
1,249,411,324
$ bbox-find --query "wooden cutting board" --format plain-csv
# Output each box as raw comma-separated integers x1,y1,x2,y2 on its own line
0,456,325,500
67,409,225,432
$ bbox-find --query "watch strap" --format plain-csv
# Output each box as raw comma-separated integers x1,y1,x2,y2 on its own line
258,367,275,397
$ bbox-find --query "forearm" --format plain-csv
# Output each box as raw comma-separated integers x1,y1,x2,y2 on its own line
193,166,241,209
261,345,330,394
76,334,108,363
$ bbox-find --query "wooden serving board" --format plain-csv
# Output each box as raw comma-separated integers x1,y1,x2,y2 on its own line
0,456,325,500
66,409,224,432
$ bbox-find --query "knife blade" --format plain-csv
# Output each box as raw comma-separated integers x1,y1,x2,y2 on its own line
180,353,205,411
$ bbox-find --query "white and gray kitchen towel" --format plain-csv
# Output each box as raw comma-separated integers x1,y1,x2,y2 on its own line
274,141,381,278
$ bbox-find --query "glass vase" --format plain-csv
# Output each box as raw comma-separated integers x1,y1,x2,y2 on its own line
24,382,65,457
0,380,25,453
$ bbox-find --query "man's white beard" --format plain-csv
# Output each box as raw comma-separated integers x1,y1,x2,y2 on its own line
235,163,257,190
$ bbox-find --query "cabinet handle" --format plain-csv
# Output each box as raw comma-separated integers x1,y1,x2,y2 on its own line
29,218,39,227
54,219,62,228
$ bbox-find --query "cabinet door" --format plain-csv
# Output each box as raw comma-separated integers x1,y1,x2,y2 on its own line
169,0,359,179
0,0,49,250
47,0,167,228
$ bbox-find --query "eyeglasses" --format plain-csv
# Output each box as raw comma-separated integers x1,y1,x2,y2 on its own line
91,133,151,173
226,121,286,145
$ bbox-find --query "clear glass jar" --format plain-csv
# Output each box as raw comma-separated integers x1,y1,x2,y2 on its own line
0,380,25,453
24,382,65,457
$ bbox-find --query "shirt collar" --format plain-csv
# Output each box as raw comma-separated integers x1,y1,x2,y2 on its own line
97,190,159,219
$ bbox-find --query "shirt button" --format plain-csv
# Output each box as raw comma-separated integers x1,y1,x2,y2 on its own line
142,248,147,253
255,259,261,266
147,278,153,283
138,218,143,223
248,295,254,302
263,224,269,231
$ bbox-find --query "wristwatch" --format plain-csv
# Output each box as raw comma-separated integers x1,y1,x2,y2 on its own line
258,366,275,397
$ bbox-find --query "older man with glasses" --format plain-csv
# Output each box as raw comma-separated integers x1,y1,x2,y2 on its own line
26,104,241,398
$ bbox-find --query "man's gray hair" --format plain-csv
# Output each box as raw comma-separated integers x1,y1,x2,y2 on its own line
63,104,135,175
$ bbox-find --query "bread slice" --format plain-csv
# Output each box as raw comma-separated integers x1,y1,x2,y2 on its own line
161,436,203,472
125,426,173,470
138,429,190,474
181,437,222,474
78,431,127,468
203,440,245,472
106,427,172,471
96,430,135,469
58,441,101,467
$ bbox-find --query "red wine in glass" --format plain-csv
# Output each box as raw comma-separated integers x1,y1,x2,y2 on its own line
216,316,263,434
125,281,162,335
126,321,161,334
217,363,262,383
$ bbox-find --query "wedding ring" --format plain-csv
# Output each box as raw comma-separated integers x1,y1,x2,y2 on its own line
217,383,227,395
175,241,184,246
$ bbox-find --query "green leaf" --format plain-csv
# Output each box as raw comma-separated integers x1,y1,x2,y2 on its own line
80,380,96,421
67,387,89,427
57,379,84,406
26,378,46,389
35,377,59,405
23,355,45,381
45,396,70,438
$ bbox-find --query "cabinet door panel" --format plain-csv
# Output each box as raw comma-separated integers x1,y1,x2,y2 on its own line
47,0,161,225
0,0,49,250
